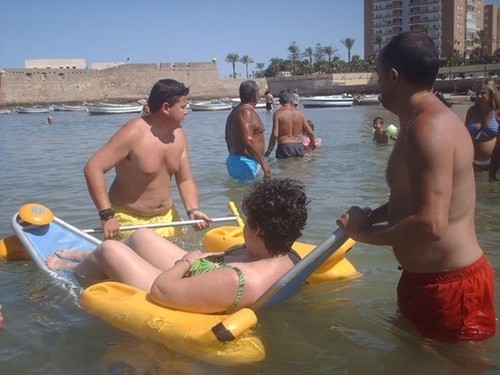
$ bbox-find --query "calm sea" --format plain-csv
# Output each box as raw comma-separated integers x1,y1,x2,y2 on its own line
0,104,499,374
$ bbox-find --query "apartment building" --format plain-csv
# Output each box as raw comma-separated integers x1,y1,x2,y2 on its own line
484,4,500,54
364,0,485,59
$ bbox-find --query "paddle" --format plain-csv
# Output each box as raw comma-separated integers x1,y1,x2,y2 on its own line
17,203,238,231
82,216,238,234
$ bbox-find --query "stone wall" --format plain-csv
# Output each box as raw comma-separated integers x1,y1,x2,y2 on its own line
0,61,268,107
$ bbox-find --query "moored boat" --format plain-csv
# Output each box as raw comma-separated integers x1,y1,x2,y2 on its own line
300,94,354,108
53,104,87,111
86,103,143,115
190,99,232,111
16,106,51,114
354,94,380,105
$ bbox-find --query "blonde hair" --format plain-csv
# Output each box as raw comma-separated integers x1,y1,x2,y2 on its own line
474,80,500,109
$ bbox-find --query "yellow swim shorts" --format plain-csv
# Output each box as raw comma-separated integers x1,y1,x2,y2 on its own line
112,205,185,239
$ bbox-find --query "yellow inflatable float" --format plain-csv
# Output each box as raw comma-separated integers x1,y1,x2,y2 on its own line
3,202,359,365
80,281,265,366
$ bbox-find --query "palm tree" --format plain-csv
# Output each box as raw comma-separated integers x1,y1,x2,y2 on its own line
303,47,314,74
255,62,265,77
269,57,284,77
322,45,337,73
473,30,491,63
225,53,239,78
373,34,383,53
239,55,254,78
340,38,356,67
287,42,301,75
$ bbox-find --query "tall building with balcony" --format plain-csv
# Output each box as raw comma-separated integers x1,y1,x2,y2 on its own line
364,0,485,59
484,4,500,54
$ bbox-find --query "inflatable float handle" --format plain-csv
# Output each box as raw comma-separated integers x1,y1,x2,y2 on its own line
210,308,258,342
228,201,244,228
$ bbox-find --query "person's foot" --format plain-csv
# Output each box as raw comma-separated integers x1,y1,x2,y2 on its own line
55,249,90,261
46,255,77,271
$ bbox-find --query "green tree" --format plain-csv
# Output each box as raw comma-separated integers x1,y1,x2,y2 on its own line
473,30,491,63
372,34,383,53
255,62,265,77
322,45,337,73
303,47,314,74
287,42,301,75
340,37,356,70
239,55,254,78
269,57,284,77
225,53,239,78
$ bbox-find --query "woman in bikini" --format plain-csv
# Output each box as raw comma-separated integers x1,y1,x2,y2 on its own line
464,79,500,172
46,178,307,314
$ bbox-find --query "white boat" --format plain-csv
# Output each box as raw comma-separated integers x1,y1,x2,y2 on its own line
86,103,143,115
300,94,354,108
16,106,52,114
230,98,267,109
190,99,232,111
53,104,87,111
353,94,380,105
0,109,12,114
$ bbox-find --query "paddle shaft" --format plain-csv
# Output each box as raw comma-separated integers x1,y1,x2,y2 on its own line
82,216,238,234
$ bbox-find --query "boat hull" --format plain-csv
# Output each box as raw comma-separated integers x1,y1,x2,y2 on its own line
190,101,232,111
86,103,143,115
301,95,354,108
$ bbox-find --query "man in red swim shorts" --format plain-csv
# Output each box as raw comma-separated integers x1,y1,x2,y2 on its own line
337,31,496,342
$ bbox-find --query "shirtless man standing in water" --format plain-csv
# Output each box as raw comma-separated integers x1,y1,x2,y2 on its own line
85,79,210,239
264,89,315,159
337,32,496,341
225,80,271,182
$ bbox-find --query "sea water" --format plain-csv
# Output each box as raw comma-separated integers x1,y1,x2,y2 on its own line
0,105,499,374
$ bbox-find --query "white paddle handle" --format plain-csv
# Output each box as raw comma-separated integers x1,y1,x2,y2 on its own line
82,216,238,233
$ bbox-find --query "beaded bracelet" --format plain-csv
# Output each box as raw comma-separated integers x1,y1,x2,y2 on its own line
186,207,200,217
98,208,115,221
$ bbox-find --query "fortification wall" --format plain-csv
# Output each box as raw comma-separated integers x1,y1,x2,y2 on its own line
0,61,267,107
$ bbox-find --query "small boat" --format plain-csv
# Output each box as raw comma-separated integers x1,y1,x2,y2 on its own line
16,106,51,114
0,109,12,114
300,94,354,108
53,104,87,111
231,98,267,109
354,94,380,105
86,102,143,115
190,99,232,111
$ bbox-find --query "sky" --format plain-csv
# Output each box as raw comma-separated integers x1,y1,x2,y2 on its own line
0,0,366,78
2,0,500,79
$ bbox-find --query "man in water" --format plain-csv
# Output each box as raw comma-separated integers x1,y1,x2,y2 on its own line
225,80,271,181
337,31,496,341
84,79,211,239
265,89,315,159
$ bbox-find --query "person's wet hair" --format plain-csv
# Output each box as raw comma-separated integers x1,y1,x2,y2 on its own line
242,178,309,255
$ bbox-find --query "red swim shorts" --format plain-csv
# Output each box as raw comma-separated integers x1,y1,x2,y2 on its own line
397,255,496,341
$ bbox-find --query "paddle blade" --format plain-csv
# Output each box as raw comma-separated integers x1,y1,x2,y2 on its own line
0,235,30,260
18,203,54,225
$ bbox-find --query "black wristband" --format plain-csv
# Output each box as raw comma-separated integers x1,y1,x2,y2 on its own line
186,207,200,217
99,208,115,221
